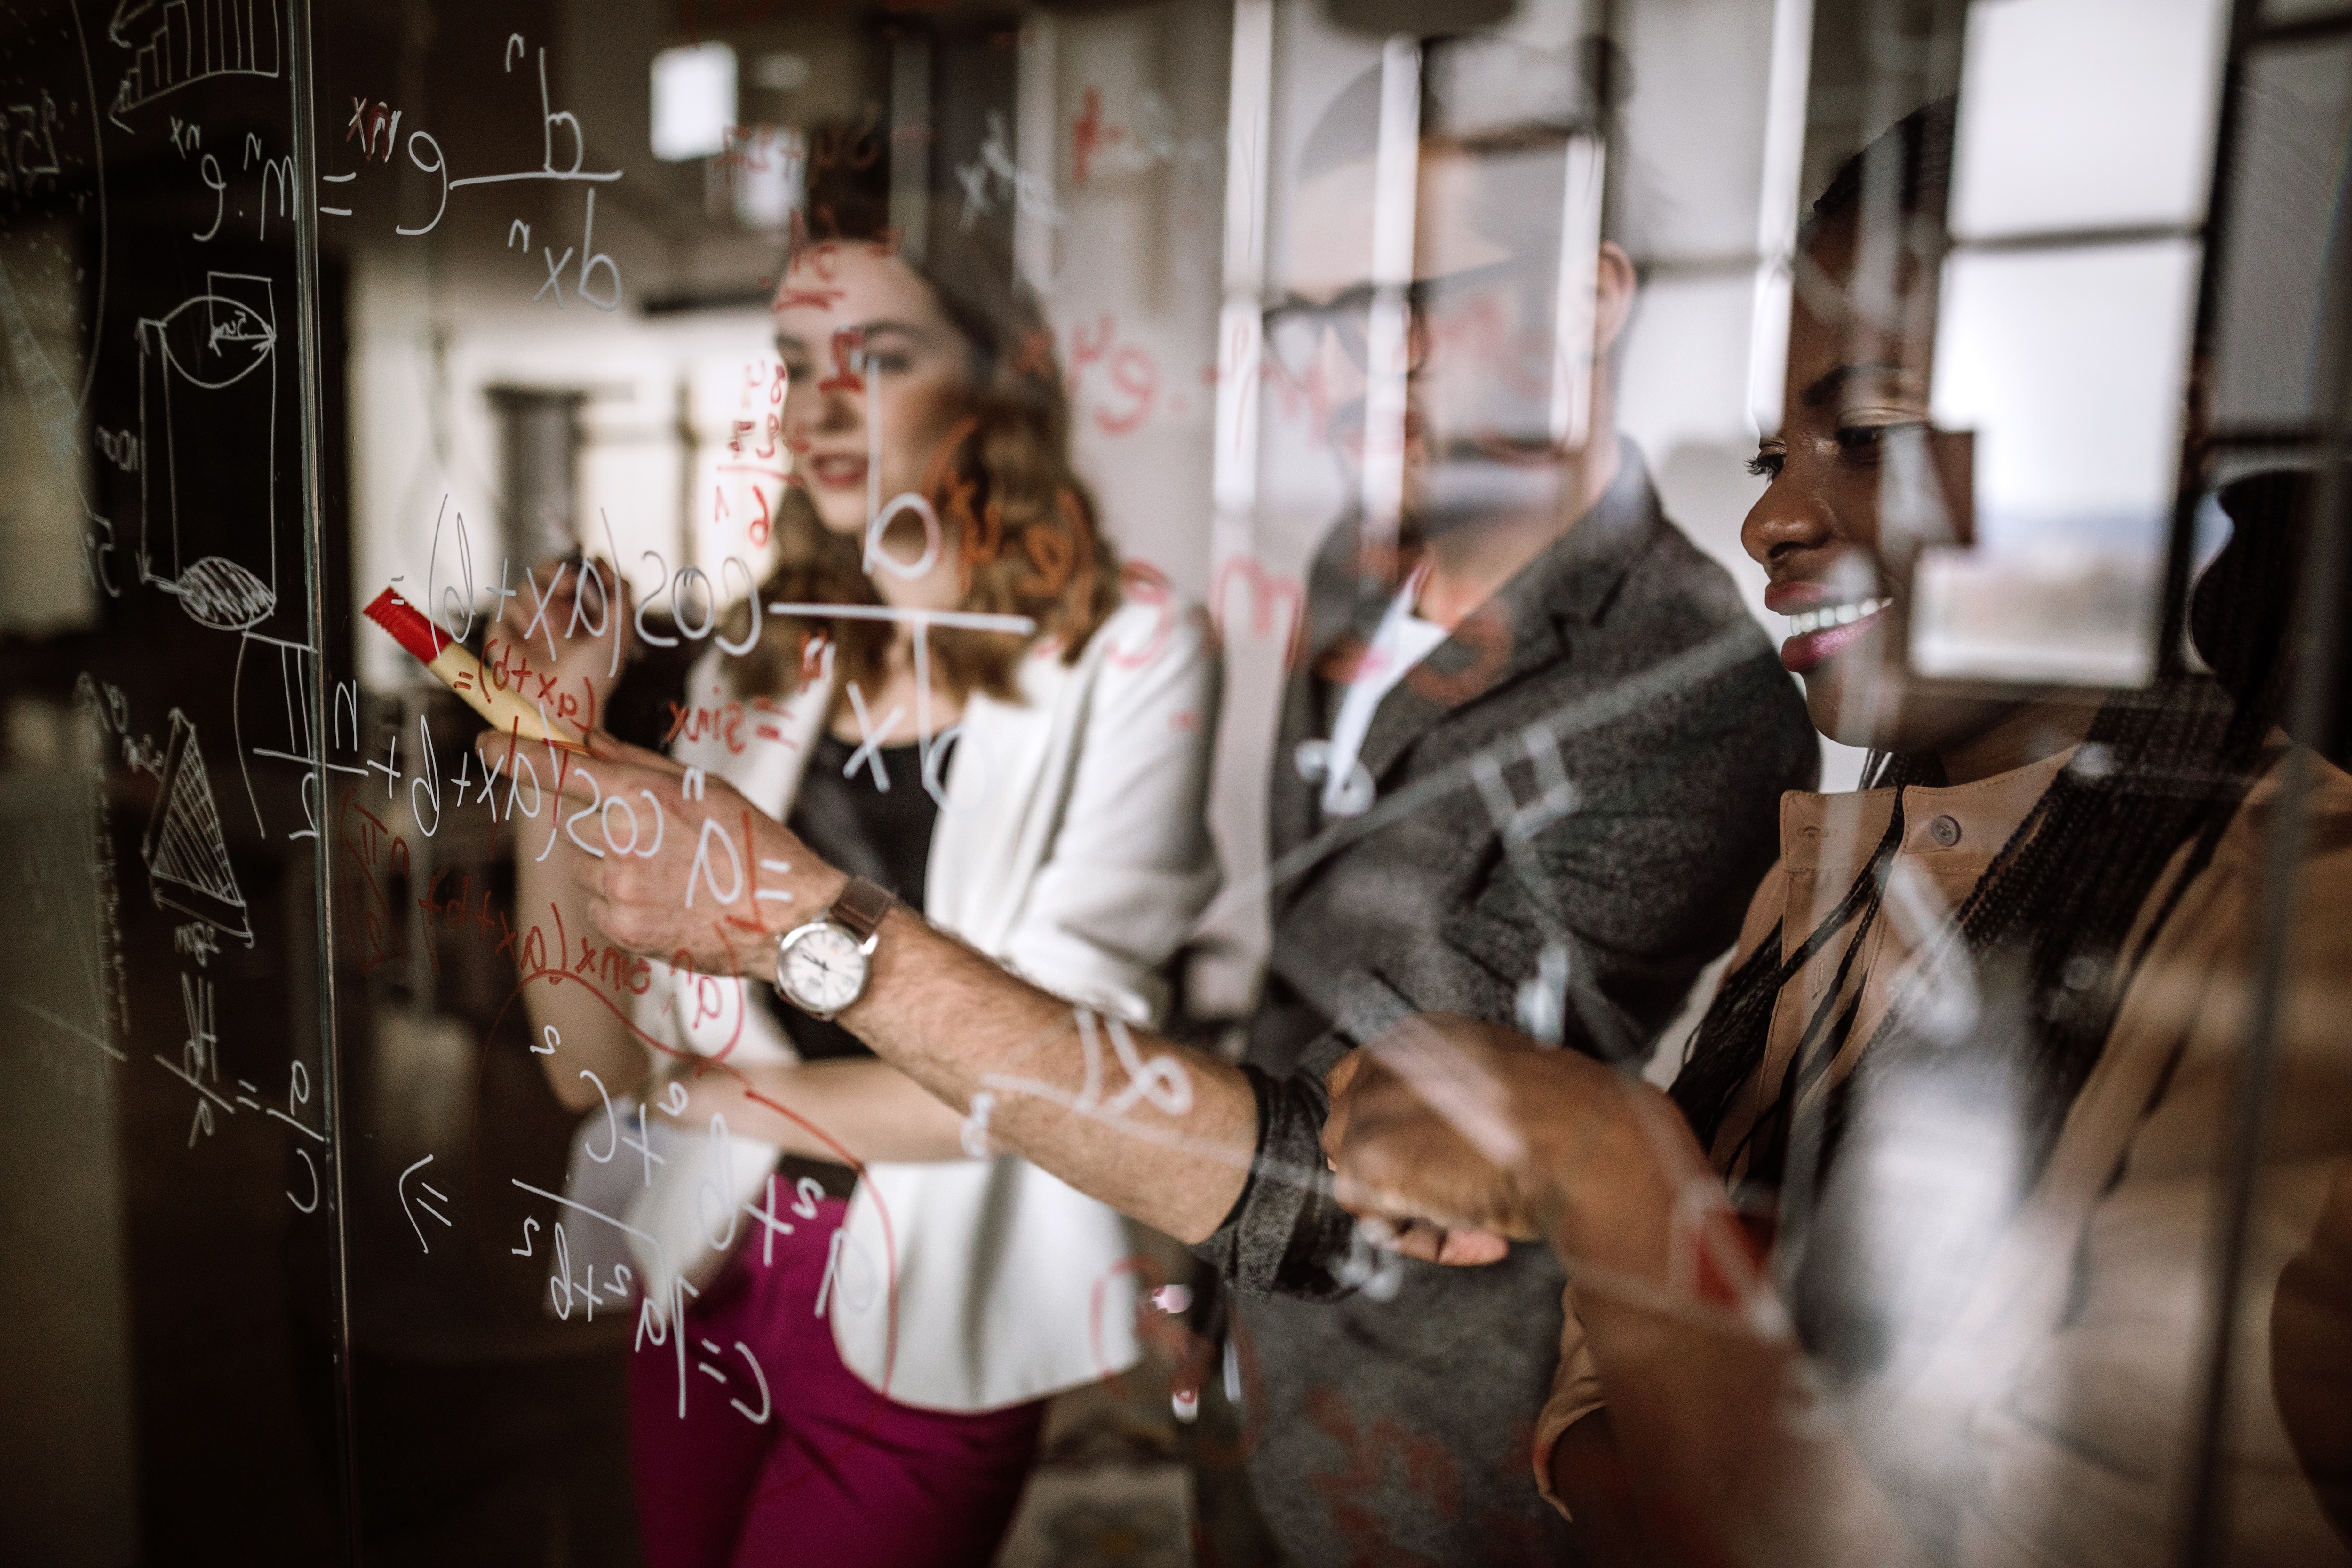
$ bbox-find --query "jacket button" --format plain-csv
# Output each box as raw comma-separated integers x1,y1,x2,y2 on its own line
1926,813,1962,848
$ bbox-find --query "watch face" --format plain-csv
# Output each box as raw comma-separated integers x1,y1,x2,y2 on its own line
780,923,868,1015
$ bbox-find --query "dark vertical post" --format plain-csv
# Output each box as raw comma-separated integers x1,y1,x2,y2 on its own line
281,0,360,1560
485,385,590,566
2176,50,2352,1568
2154,0,2267,683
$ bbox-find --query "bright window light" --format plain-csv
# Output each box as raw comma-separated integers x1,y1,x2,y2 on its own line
650,42,737,162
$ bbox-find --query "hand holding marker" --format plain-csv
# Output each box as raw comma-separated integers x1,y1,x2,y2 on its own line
363,587,588,750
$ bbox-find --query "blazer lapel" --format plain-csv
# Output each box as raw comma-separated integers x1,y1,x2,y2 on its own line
1266,657,1322,868
1267,527,1394,870
1351,443,1664,788
1349,575,1568,787
929,637,1079,951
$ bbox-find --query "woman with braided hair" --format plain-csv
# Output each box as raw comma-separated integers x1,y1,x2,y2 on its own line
1321,99,2352,1566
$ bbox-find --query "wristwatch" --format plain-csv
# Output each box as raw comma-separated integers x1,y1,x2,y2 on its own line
773,876,894,1020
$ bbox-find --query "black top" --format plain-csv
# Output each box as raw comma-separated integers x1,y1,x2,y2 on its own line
762,732,944,1061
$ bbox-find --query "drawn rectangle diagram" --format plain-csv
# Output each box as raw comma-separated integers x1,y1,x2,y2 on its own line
136,273,280,631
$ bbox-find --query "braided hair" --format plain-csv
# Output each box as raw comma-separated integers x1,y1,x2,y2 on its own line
1668,101,2294,1219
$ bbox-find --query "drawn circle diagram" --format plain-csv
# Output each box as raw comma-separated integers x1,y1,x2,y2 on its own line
138,283,282,630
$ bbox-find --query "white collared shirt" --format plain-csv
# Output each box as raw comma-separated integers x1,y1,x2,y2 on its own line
1321,563,1450,817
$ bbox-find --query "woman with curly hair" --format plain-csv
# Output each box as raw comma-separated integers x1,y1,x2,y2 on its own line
504,201,1220,1568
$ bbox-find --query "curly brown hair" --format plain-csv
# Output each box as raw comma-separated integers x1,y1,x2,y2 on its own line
724,194,1121,704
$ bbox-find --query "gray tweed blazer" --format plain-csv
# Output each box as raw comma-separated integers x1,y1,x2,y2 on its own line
1197,446,1817,1566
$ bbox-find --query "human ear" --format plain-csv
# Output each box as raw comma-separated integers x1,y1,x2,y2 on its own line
1592,241,1638,359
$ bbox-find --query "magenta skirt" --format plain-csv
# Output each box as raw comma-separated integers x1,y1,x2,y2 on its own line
628,1190,1047,1568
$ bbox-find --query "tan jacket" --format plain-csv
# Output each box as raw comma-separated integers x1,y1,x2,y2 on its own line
1537,744,2352,1565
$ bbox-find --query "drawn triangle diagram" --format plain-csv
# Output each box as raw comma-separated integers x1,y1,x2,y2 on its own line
142,709,254,946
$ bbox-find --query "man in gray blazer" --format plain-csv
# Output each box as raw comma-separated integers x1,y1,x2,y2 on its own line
1201,456,1814,1560
1181,56,1815,1560
563,42,1815,1568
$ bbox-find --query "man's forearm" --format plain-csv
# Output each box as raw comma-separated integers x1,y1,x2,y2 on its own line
835,903,1256,1244
551,743,1259,1244
686,1057,973,1165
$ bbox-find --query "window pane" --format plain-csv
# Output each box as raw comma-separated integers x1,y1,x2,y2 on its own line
2212,38,2352,433
1920,240,2202,681
1950,0,2232,239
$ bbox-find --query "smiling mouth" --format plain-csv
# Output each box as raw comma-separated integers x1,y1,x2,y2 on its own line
1778,594,1896,674
806,455,866,488
1783,596,1893,637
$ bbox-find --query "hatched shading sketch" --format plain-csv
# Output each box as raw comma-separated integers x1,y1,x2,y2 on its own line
111,0,280,117
137,274,279,631
141,709,253,945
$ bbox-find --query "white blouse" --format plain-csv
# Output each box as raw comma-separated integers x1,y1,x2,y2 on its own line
628,594,1222,1412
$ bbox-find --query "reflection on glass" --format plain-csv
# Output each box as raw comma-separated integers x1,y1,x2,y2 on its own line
1,2,2346,1565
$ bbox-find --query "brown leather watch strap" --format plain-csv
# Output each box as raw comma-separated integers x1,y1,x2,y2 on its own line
829,876,895,943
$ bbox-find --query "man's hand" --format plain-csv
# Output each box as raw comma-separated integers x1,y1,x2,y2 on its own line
480,729,847,979
1325,1015,1624,1258
1320,1047,1510,1266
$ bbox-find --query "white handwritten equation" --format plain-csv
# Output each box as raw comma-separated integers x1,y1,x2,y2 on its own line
322,35,623,310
